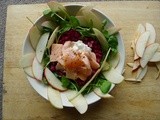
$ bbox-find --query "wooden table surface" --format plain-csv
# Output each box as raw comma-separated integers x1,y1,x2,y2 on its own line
3,1,160,120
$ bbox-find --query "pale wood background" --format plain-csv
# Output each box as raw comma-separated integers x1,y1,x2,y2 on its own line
3,1,160,120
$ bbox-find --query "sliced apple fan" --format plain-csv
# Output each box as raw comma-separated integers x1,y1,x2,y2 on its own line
126,23,160,82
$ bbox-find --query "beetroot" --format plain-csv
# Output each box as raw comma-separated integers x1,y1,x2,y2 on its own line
58,29,81,44
76,78,87,86
48,62,57,72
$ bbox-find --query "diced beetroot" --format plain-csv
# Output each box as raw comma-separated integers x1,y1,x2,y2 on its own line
48,62,57,72
76,78,87,86
56,70,66,76
59,29,81,44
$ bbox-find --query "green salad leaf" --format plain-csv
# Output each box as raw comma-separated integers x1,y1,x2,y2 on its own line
76,26,94,37
43,9,52,16
42,77,49,85
69,16,80,28
100,80,111,94
42,48,50,67
43,9,65,25
61,76,70,88
42,27,53,33
102,19,108,30
102,30,109,39
108,36,118,50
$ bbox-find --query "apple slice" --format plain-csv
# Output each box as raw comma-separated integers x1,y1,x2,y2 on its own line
82,9,102,30
136,31,150,57
93,88,113,98
131,41,139,60
75,16,87,27
45,68,67,91
47,26,59,49
140,43,159,68
149,52,160,62
102,62,110,71
36,32,50,63
29,25,41,50
20,53,35,68
103,67,124,84
127,63,134,68
107,27,121,36
131,42,139,60
32,57,43,81
108,53,120,68
136,66,148,80
47,86,63,109
47,1,69,19
125,78,141,82
132,59,140,71
131,24,144,60
47,1,67,13
134,24,145,44
41,21,56,31
146,23,156,45
24,66,34,78
93,28,108,50
76,6,93,16
134,52,140,61
64,90,88,114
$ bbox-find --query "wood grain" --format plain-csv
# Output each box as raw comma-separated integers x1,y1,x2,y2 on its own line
3,1,160,120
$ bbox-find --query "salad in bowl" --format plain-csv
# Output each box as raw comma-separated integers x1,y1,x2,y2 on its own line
20,2,125,114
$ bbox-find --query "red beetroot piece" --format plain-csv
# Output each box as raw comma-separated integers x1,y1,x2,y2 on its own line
58,29,81,44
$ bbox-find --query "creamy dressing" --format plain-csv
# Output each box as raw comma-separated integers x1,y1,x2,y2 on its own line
72,40,91,53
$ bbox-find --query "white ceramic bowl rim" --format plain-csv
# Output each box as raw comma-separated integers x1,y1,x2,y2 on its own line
22,3,125,107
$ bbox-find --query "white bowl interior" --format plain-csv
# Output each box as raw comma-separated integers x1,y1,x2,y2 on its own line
22,4,125,107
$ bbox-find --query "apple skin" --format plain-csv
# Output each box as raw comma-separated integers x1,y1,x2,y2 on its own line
44,67,67,92
132,59,140,72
